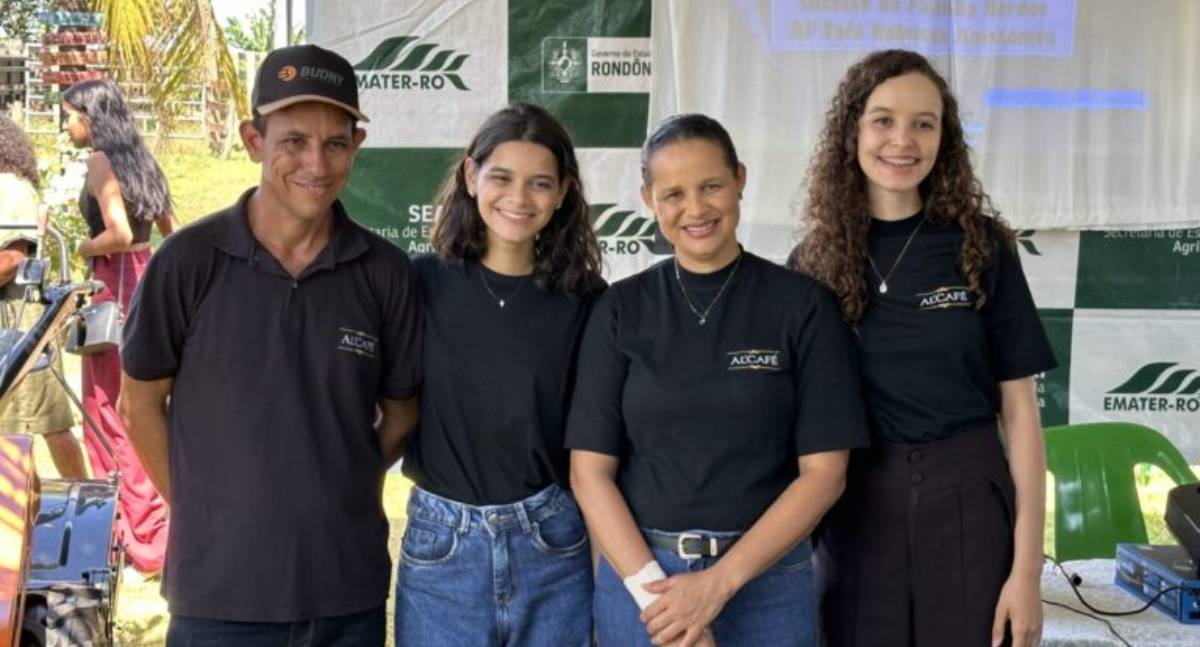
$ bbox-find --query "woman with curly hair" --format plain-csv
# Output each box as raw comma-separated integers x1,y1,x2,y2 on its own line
791,50,1055,647
0,114,88,480
62,78,173,577
394,102,605,645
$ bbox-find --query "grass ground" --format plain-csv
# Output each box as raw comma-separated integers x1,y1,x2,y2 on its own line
155,142,262,225
20,140,1200,644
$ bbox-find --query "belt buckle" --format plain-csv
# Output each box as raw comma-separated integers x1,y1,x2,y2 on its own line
676,532,717,559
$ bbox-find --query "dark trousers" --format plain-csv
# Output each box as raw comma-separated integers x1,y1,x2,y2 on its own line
166,605,385,647
815,424,1015,647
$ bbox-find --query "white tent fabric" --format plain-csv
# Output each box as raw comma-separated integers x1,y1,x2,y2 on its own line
650,0,1200,261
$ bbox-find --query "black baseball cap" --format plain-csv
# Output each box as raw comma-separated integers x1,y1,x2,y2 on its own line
252,44,369,122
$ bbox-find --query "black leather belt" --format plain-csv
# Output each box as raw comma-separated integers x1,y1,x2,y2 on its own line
645,531,740,559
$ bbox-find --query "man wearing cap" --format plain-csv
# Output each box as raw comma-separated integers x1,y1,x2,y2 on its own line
119,44,421,645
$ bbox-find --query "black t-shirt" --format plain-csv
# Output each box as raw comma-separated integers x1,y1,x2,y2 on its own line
79,185,151,243
122,192,422,622
402,256,603,505
857,213,1057,443
566,252,870,532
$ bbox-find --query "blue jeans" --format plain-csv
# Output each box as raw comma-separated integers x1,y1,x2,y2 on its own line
166,605,384,647
594,530,818,647
393,484,592,646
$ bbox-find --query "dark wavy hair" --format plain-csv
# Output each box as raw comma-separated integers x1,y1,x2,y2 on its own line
0,114,39,188
63,79,172,221
431,102,603,294
641,113,740,184
792,49,1014,325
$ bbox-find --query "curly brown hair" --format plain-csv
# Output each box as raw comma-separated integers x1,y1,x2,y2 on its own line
0,114,39,188
792,49,1014,325
430,103,604,295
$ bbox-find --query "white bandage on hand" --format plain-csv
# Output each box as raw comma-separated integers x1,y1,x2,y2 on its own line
622,560,668,610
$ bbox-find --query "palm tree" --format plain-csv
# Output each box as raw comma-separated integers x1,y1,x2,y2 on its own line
94,0,248,153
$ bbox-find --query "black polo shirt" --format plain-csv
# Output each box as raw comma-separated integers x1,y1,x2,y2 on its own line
854,213,1056,443
122,189,422,622
401,256,603,505
566,252,870,532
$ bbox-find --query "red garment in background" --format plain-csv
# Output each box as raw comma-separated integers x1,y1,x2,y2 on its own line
81,249,169,573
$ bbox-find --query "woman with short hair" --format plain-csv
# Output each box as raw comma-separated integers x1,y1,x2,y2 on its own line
569,113,868,646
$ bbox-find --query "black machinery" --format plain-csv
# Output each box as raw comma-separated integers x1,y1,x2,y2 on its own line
0,223,121,646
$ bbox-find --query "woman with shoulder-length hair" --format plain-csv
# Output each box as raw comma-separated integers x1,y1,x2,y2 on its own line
62,78,173,576
791,49,1056,647
568,113,869,646
394,102,605,646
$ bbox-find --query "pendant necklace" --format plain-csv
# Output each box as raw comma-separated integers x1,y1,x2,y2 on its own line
673,253,743,326
478,266,528,308
866,215,925,294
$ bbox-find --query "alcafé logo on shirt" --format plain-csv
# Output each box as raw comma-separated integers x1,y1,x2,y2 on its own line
916,286,974,310
727,349,783,372
338,328,378,359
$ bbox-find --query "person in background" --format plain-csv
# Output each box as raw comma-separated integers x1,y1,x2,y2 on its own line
0,113,87,479
792,49,1055,647
569,113,869,647
394,102,605,646
62,78,174,577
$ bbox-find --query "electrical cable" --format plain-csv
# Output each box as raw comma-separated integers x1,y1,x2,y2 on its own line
1044,554,1183,616
1040,554,1187,647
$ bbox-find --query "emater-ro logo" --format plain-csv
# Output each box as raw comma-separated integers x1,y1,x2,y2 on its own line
354,36,471,91
1103,362,1200,413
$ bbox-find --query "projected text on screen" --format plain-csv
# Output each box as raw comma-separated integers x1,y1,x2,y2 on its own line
770,0,1077,56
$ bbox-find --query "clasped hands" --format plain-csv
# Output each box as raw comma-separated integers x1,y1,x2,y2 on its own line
639,568,736,647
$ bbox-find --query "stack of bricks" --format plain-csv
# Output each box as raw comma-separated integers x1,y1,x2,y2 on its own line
35,1,107,88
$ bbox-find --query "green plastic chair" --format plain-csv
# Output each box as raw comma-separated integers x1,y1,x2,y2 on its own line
1045,422,1198,561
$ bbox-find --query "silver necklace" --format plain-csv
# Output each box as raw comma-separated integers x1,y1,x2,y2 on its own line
866,216,925,294
673,253,743,326
478,266,528,308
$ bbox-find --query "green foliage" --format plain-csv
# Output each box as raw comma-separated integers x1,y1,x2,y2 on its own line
223,2,306,52
37,133,91,277
0,0,46,40
223,3,275,53
94,0,249,150
155,139,259,224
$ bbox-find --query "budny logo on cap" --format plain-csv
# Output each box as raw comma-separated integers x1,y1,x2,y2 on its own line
278,64,343,86
1103,362,1200,414
299,66,345,85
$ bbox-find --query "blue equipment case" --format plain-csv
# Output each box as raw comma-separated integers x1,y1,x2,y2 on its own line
1114,543,1200,624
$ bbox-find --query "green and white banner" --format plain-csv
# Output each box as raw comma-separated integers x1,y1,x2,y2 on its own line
312,1,1200,460
1024,228,1200,458
311,0,652,255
